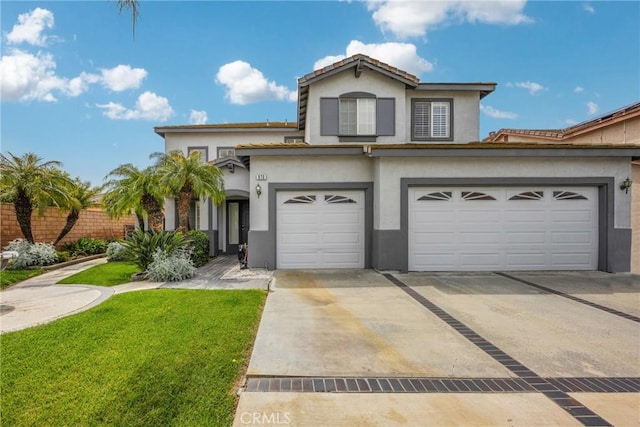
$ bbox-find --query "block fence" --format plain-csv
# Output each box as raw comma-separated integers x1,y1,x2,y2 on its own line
1,204,136,249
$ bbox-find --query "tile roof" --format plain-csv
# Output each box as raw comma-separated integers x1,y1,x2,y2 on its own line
485,101,640,142
298,54,420,86
235,142,638,151
154,121,299,136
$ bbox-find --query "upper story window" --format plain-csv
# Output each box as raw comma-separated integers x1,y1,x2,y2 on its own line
339,94,376,136
320,93,395,141
217,147,236,159
411,99,453,141
188,147,208,162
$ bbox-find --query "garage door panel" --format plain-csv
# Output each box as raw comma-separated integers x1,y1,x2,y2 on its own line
409,186,598,271
277,191,364,269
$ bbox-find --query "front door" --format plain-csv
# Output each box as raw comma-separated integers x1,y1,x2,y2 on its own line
227,200,249,254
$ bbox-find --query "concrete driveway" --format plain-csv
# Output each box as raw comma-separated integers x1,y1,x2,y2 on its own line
235,270,640,426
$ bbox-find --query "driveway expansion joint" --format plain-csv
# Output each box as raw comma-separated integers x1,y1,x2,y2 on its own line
382,273,615,427
495,272,640,323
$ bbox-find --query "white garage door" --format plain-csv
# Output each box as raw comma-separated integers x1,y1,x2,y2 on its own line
277,190,365,269
409,187,599,271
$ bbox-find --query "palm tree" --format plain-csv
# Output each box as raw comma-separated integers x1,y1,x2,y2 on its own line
53,179,102,245
0,152,74,243
152,150,225,233
102,164,164,231
116,0,139,36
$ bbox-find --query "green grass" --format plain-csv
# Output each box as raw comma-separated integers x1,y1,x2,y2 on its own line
1,289,266,426
0,268,44,290
57,261,141,286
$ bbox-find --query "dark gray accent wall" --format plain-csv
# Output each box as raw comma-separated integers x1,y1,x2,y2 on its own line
398,177,629,273
247,182,374,270
371,230,405,271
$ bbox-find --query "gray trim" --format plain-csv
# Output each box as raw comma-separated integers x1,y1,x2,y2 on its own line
225,189,250,199
372,230,405,271
371,147,640,157
235,147,365,156
248,182,374,270
399,177,627,273
339,135,378,142
410,98,454,142
414,83,496,98
187,146,209,162
340,91,375,98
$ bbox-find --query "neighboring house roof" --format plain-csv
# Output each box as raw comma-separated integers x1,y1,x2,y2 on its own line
154,121,299,137
297,53,496,130
484,101,640,143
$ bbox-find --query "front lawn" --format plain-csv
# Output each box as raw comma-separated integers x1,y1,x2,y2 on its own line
1,289,266,426
0,268,44,290
57,261,141,286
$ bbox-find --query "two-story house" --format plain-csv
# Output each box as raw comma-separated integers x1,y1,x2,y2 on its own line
155,54,639,273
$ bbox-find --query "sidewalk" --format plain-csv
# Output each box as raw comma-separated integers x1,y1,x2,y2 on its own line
0,255,272,334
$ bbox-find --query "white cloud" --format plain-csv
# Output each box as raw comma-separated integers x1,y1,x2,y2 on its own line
216,60,295,105
0,49,67,102
6,8,55,46
189,109,208,124
97,91,174,121
586,101,599,115
367,0,532,39
583,3,595,14
574,86,584,93
100,65,147,91
480,104,518,119
507,81,545,95
313,40,433,76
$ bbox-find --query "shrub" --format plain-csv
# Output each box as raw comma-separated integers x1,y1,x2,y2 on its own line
146,249,196,282
106,241,130,262
187,230,210,267
121,230,190,271
4,239,58,269
62,237,107,257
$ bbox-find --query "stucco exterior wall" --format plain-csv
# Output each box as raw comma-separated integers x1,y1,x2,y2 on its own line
304,68,408,144
632,163,640,273
249,155,373,231
405,90,481,143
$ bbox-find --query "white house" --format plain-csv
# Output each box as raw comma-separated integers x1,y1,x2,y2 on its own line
155,54,639,273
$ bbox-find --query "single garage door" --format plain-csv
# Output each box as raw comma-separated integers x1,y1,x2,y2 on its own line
409,187,598,271
277,190,365,269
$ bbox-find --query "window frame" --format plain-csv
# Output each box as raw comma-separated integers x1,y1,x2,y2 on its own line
411,98,454,141
339,92,377,138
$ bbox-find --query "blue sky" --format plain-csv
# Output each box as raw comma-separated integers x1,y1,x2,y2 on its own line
2,1,639,186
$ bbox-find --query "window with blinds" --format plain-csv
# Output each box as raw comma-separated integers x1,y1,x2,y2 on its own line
411,99,452,141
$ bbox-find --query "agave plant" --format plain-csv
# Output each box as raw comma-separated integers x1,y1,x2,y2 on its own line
121,229,190,271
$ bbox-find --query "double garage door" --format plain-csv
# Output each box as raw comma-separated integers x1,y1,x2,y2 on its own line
276,186,598,271
409,187,599,271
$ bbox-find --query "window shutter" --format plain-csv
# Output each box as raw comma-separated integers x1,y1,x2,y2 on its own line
320,98,339,135
376,98,395,136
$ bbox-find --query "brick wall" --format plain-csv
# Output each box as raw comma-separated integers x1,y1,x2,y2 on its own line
1,204,136,249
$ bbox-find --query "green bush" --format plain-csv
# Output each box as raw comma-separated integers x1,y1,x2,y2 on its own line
62,237,107,257
56,251,70,262
122,230,190,271
187,230,210,267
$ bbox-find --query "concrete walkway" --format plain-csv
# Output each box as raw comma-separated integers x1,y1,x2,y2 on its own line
0,255,272,334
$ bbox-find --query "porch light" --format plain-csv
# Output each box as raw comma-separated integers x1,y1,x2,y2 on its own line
620,177,632,194
256,183,262,198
